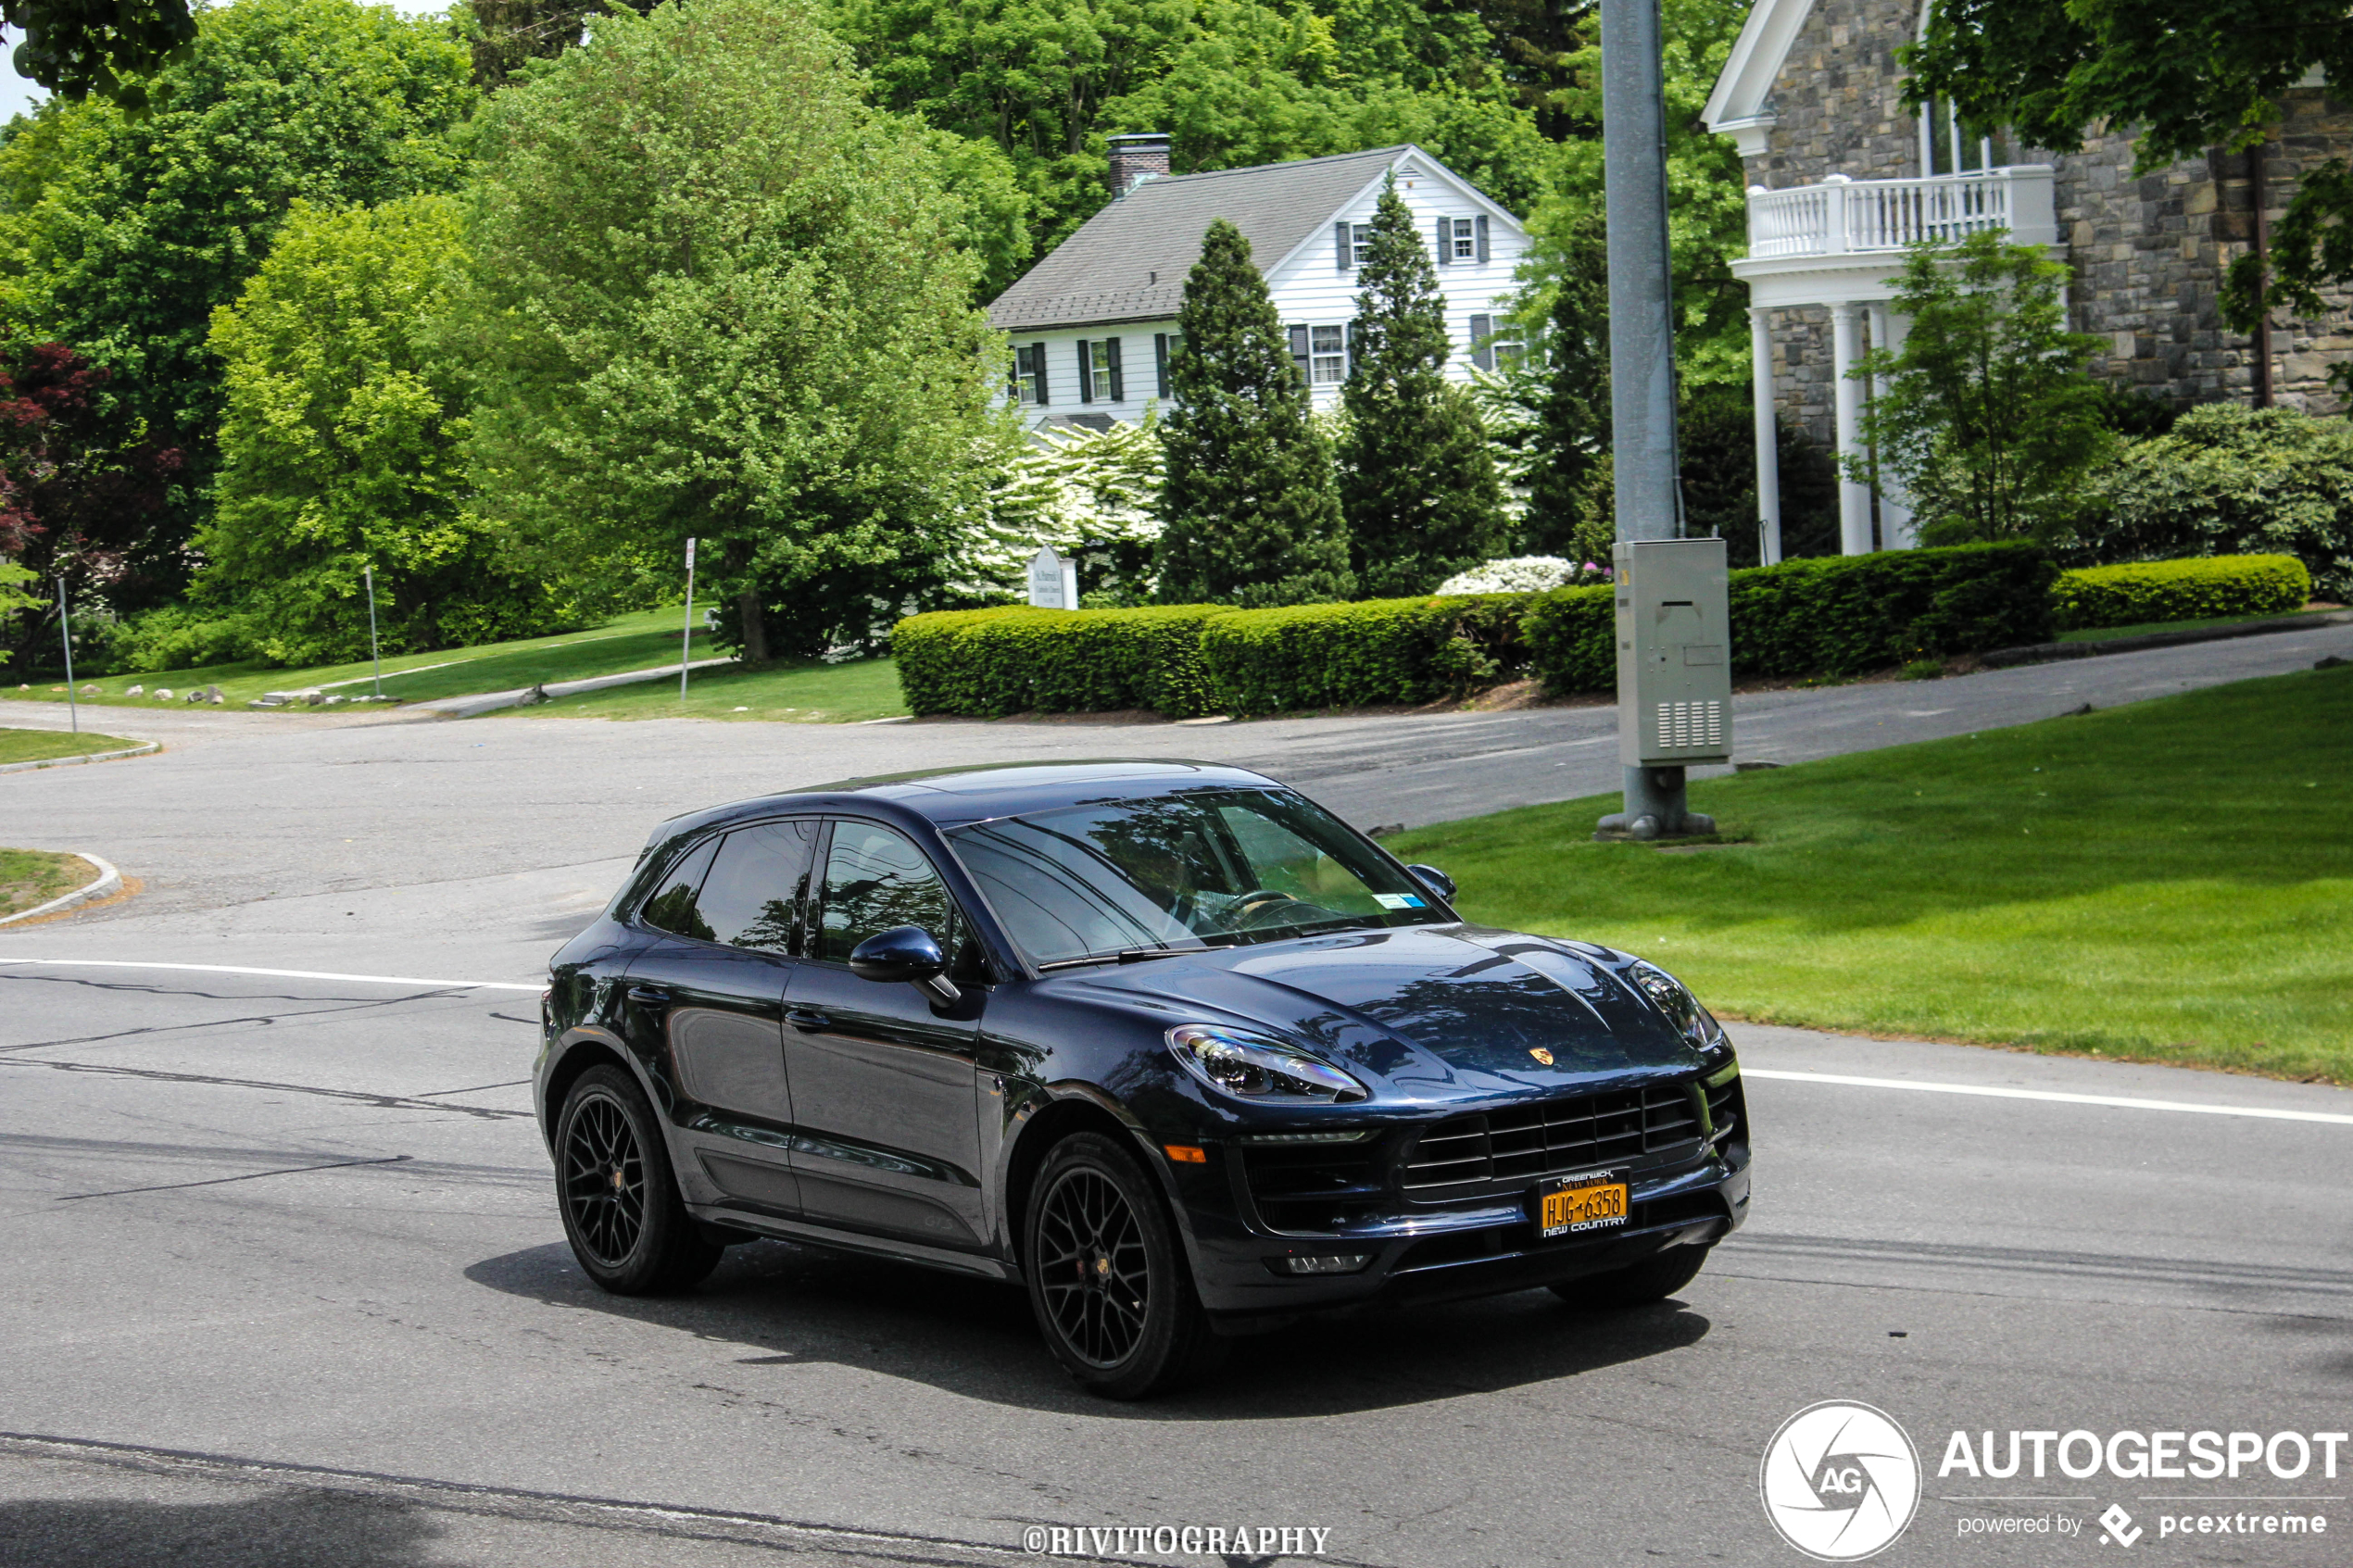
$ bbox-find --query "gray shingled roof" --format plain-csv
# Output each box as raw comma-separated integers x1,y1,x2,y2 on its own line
986,145,1410,332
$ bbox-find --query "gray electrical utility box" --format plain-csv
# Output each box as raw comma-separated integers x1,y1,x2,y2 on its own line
1616,537,1732,768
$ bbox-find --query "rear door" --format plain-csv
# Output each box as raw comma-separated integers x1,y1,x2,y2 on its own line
782,819,988,1249
619,819,820,1219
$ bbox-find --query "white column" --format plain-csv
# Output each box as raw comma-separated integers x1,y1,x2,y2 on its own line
1866,304,1917,548
1749,306,1783,564
1830,302,1872,555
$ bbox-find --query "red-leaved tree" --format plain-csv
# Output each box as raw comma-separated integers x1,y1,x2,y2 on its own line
0,341,183,666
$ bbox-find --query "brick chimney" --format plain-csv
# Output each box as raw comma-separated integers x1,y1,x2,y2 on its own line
1107,132,1171,199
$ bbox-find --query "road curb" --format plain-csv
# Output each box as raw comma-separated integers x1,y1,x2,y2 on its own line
0,740,160,775
401,658,737,719
0,852,122,927
1982,608,2353,668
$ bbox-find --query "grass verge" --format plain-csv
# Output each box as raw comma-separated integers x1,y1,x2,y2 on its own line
500,657,906,723
0,847,95,919
2056,603,2341,643
0,727,143,765
2,608,727,710
1384,663,2353,1083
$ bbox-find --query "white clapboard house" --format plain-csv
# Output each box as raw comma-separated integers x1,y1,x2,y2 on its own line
987,136,1532,428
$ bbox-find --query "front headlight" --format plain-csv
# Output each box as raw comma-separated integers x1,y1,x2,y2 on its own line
1165,1024,1368,1103
1629,961,1723,1051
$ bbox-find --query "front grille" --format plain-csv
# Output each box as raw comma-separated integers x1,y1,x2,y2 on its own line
1240,1141,1387,1232
1401,1081,1702,1197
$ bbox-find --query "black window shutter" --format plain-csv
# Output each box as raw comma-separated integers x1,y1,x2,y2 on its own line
1288,324,1311,385
1033,342,1049,405
1434,215,1450,266
1475,214,1491,263
1154,333,1170,399
1105,336,1123,401
1336,221,1352,271
1469,314,1493,372
1076,340,1092,404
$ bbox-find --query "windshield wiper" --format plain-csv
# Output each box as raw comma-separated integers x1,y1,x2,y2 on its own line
1037,945,1199,972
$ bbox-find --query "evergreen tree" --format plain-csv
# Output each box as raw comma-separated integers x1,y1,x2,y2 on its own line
1155,219,1353,607
1523,209,1610,558
1338,179,1505,596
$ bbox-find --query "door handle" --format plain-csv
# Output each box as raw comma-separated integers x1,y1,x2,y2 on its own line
625,985,672,1007
786,1009,832,1033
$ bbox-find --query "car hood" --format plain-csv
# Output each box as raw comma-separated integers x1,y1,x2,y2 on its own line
1065,923,1696,1097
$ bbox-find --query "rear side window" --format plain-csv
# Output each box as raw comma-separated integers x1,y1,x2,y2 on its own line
816,822,959,962
698,820,820,954
640,836,719,940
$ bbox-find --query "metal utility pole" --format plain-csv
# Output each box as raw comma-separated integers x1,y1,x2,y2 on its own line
680,537,697,700
363,566,384,699
1594,0,1720,840
56,577,77,734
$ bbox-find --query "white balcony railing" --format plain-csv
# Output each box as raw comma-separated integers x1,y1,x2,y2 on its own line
1745,166,2058,261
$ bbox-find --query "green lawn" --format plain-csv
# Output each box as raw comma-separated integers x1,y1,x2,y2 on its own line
499,655,906,723
2,608,726,710
0,847,96,919
0,726,144,765
1385,664,2353,1084
2057,603,2340,643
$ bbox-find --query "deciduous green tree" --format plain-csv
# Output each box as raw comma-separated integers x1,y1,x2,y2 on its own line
1521,207,1607,556
0,0,475,601
199,196,560,667
1156,217,1353,606
447,0,1006,662
1852,232,2116,545
1338,179,1504,595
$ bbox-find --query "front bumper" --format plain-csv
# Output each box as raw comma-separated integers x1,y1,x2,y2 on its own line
1159,1078,1753,1320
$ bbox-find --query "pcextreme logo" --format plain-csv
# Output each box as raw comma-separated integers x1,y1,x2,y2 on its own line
1761,1400,1924,1562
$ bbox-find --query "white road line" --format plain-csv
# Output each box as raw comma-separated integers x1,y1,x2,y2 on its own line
0,959,540,992
1743,1068,2353,1126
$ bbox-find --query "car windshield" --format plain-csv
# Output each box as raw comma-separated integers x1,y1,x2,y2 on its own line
944,787,1445,968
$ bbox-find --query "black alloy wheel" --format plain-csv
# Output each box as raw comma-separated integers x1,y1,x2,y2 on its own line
555,1065,721,1295
1024,1132,1222,1399
1551,1242,1711,1309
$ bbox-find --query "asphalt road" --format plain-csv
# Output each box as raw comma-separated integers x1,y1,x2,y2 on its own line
3,625,2350,1567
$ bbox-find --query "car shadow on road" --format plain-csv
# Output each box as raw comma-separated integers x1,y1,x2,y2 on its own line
465,1238,1713,1419
0,1490,444,1568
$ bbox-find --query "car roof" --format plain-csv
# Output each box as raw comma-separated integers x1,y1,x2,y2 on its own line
647,760,1289,844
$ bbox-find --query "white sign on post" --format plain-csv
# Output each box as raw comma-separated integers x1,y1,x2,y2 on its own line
1026,546,1078,608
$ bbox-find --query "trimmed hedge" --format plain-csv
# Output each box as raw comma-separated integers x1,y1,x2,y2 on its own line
896,543,2062,716
1525,542,2058,694
2050,554,2310,633
892,604,1236,718
1199,595,1531,715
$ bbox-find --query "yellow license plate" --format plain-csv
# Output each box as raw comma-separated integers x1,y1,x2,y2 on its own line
1538,1173,1629,1238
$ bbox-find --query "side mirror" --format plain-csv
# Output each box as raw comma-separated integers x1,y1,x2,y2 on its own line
1404,864,1456,904
848,924,961,1005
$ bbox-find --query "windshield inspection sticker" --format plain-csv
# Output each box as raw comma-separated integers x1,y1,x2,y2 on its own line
1373,893,1426,909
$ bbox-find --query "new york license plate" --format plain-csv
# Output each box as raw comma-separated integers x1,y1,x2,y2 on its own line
1536,1169,1629,1238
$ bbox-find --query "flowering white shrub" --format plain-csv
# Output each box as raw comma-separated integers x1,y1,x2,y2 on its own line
956,417,1165,596
1435,556,1610,596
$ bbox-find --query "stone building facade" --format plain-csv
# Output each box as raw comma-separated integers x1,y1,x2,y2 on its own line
1704,0,2353,556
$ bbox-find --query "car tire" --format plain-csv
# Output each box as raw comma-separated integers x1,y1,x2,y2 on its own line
1023,1131,1224,1399
555,1064,721,1295
1552,1243,1711,1309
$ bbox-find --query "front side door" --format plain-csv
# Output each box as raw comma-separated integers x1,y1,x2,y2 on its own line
619,819,819,1219
783,819,988,1249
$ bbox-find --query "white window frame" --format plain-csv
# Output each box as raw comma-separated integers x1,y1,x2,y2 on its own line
1014,345,1045,405
1083,341,1114,402
1309,324,1347,384
1916,5,1998,176
1350,223,1374,266
1450,217,1476,261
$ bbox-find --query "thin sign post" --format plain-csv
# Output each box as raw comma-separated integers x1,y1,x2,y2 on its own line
680,537,697,700
56,577,76,734
363,566,384,699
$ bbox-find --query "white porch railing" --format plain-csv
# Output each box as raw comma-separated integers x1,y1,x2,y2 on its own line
1745,166,2058,260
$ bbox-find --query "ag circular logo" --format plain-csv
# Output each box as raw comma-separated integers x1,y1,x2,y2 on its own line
1759,1400,1921,1561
